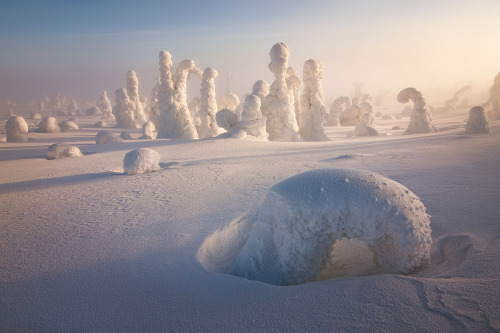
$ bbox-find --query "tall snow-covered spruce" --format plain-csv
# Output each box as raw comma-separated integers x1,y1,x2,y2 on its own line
263,42,299,141
98,91,114,120
198,68,221,138
299,59,328,141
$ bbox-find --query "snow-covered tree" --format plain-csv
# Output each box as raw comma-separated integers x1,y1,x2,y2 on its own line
197,68,221,138
299,59,328,141
140,121,156,139
217,93,240,112
443,86,471,112
286,66,301,125
6,116,29,142
262,42,299,141
353,113,378,137
148,77,161,127
327,96,351,126
126,70,148,125
98,91,114,120
466,106,491,134
397,87,437,134
487,72,500,120
67,99,78,116
112,88,137,129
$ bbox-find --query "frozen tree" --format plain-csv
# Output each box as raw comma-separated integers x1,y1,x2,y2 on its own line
198,68,221,138
262,42,299,141
113,88,137,129
466,106,491,134
327,96,351,126
123,148,161,175
6,116,29,142
46,143,83,159
38,100,45,113
95,130,124,144
148,77,161,127
67,99,78,116
98,91,114,120
487,72,500,120
299,59,328,141
59,120,79,132
38,116,60,133
156,51,200,139
217,93,240,111
443,86,471,112
397,88,437,134
140,121,156,139
286,67,302,125
251,80,270,111
353,113,379,136
126,70,148,125
223,94,268,140
216,108,240,132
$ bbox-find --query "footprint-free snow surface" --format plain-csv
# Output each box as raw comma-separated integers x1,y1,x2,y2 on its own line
1,108,499,332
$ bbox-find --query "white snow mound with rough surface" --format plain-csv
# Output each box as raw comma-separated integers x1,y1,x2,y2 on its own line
201,168,432,285
123,148,161,175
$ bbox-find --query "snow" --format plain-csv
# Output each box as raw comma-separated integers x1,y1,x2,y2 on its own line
45,143,83,159
466,106,492,134
1,88,500,331
38,116,60,133
123,148,161,175
5,116,28,142
198,68,221,138
398,87,438,134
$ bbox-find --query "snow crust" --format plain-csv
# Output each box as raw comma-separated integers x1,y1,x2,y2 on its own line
123,148,161,175
204,169,432,285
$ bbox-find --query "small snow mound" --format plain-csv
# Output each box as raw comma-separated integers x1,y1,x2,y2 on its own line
123,148,161,175
38,116,60,133
59,120,79,132
6,116,29,142
95,131,124,144
46,143,83,159
200,169,432,285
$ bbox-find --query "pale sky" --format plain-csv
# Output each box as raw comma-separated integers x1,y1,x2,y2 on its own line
1,0,499,105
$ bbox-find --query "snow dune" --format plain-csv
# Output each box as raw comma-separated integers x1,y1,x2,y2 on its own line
0,106,499,331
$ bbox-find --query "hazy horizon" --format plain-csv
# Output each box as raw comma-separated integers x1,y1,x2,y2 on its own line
1,0,499,106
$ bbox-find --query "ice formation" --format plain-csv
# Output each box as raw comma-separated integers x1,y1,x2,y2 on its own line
262,42,299,141
98,91,114,120
198,68,221,138
123,148,161,175
38,116,60,133
397,88,437,134
140,121,156,139
126,70,148,125
327,96,351,126
299,59,328,141
286,67,302,125
465,106,491,134
6,116,29,142
156,51,200,139
353,113,379,136
45,143,83,159
59,120,79,132
213,169,432,285
112,88,137,129
486,72,500,120
223,95,268,140
95,131,124,144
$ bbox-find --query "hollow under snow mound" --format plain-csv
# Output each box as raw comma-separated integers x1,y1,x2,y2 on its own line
198,168,432,285
123,148,161,175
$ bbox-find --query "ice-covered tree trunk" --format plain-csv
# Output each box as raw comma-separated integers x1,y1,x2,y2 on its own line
299,59,328,141
198,68,221,138
98,91,114,120
263,42,299,141
398,87,437,134
487,72,500,120
126,70,148,126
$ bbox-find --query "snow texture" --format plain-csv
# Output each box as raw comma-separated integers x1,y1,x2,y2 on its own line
299,59,328,141
45,143,83,159
198,68,221,138
98,91,114,120
6,116,28,143
225,94,268,140
217,93,240,111
251,80,270,115
156,53,200,139
487,72,500,120
353,113,379,137
398,87,438,134
226,168,432,285
59,120,79,132
466,106,491,134
123,148,161,175
38,116,61,133
263,42,299,141
216,108,240,131
95,131,124,144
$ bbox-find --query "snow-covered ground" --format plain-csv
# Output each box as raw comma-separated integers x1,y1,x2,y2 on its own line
1,104,499,331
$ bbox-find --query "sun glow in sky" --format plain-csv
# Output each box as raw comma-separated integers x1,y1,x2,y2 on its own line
1,0,499,105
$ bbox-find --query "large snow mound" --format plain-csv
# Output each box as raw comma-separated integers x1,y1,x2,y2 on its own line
199,168,432,285
123,148,161,175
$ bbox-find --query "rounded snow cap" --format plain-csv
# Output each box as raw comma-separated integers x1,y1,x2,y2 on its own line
123,148,161,175
203,67,218,80
303,59,324,79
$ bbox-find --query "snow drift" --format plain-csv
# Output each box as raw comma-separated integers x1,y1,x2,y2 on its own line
123,148,161,175
199,168,432,285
